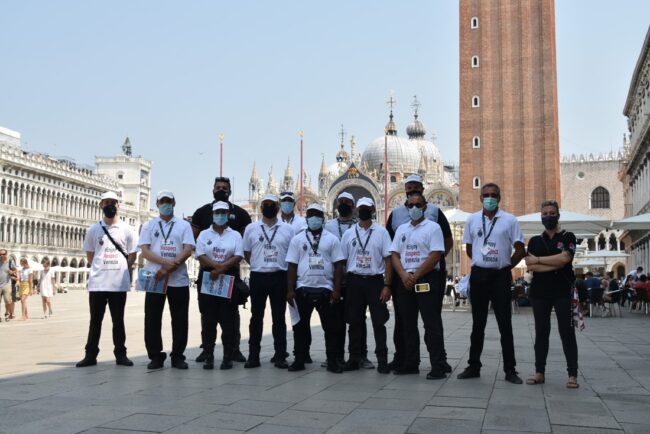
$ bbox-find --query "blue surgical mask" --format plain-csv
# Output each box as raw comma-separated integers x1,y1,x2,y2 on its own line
409,206,424,221
483,197,498,212
158,203,173,216
307,216,324,230
213,214,228,226
281,202,295,214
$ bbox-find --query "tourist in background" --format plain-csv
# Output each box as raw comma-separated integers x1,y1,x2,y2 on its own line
17,257,33,320
0,249,16,322
39,259,55,318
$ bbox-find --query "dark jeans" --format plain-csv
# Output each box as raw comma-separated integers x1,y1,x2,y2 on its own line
144,285,189,361
293,287,345,363
397,272,444,369
248,271,287,357
530,296,578,377
346,274,389,362
199,292,237,358
84,291,127,358
468,266,516,373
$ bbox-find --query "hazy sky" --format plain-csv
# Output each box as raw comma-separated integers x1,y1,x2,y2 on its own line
1,1,648,216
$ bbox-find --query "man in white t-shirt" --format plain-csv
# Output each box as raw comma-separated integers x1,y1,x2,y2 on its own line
286,203,346,373
243,194,294,369
279,191,307,233
458,182,526,384
341,197,393,373
390,192,447,380
138,191,196,370
76,191,137,368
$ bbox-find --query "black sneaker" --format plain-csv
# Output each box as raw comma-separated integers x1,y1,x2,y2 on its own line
288,361,305,372
343,360,360,371
115,356,134,367
386,359,401,370
505,371,523,384
457,367,480,379
203,355,214,370
426,368,447,380
147,353,166,370
220,359,234,370
171,359,188,370
270,352,290,363
75,357,97,368
360,357,375,369
326,360,343,374
305,354,313,364
377,362,390,374
195,350,208,363
231,351,247,363
442,361,453,373
244,357,261,369
393,365,419,375
274,359,289,369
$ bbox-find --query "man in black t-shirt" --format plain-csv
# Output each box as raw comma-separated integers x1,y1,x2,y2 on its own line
191,177,252,364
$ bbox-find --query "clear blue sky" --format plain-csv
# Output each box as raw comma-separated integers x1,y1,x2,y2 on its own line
1,0,648,216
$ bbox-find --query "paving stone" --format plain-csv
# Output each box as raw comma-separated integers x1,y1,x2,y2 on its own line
408,417,482,434
221,399,294,416
337,409,419,427
482,403,551,432
101,413,191,432
418,405,484,422
619,423,650,434
266,409,345,429
359,398,426,411
191,411,269,430
427,396,488,408
291,398,359,415
249,423,325,434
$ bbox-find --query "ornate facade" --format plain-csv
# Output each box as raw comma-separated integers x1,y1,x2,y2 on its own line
0,127,154,287
247,101,458,222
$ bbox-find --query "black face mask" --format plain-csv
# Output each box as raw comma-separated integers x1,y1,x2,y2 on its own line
261,205,278,218
337,203,353,217
213,190,230,202
358,207,373,221
541,215,559,230
103,204,117,218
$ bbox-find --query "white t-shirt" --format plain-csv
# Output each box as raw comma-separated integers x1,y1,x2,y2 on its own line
138,216,196,287
243,220,294,272
325,218,357,241
196,226,244,265
462,209,524,269
281,214,307,234
341,223,392,275
286,229,345,291
83,220,137,292
390,219,444,273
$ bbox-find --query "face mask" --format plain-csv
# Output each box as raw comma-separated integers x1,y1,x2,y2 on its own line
280,202,295,214
213,190,230,202
409,206,424,220
337,203,352,217
541,215,559,230
483,197,498,212
158,203,173,216
103,204,117,218
213,214,229,226
262,205,278,218
358,207,373,221
307,216,324,231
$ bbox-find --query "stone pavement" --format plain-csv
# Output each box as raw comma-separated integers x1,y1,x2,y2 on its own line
1,290,650,433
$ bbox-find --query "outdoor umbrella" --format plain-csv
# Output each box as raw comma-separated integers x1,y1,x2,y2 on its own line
517,210,610,237
611,213,650,231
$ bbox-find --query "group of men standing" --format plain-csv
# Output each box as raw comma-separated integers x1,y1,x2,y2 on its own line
75,174,527,384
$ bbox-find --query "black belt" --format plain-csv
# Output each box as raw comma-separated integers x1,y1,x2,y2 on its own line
347,273,383,280
251,270,286,275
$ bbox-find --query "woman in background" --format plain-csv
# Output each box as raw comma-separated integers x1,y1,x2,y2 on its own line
17,257,33,320
39,259,55,318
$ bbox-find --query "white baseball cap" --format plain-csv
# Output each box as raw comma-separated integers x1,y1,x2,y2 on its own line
337,192,355,203
262,194,279,203
356,197,374,208
279,191,295,201
306,203,324,213
156,190,174,201
100,191,119,202
212,201,229,211
405,174,423,185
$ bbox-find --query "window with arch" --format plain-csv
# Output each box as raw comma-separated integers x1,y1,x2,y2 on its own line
472,136,480,148
471,55,479,68
471,17,479,29
472,177,481,189
472,96,480,107
591,186,610,209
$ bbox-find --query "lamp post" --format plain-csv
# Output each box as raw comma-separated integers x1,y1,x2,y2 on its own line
219,133,224,177
384,127,388,224
299,131,304,215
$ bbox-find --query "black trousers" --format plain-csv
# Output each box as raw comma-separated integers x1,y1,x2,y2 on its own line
438,270,448,361
391,282,419,364
248,271,287,357
397,272,444,369
144,285,189,361
199,292,237,358
530,296,578,377
198,286,241,353
84,291,127,358
346,274,389,362
293,288,345,363
468,266,516,372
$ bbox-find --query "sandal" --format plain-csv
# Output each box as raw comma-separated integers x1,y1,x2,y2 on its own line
526,373,545,385
566,376,579,389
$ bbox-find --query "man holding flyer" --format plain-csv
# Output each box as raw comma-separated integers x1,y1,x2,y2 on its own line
195,201,244,370
138,191,195,370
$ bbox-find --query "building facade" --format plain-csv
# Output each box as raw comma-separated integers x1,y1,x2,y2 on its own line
459,0,561,216
0,127,154,287
622,26,650,273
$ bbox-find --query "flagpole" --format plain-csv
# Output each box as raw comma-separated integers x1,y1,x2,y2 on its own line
219,133,224,177
299,131,304,215
384,127,388,224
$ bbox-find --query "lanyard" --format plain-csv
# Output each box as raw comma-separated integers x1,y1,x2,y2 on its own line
158,220,175,243
305,230,321,255
481,214,498,246
260,223,278,246
354,226,373,252
337,218,356,238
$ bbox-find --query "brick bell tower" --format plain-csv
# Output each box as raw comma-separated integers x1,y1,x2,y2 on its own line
459,0,561,215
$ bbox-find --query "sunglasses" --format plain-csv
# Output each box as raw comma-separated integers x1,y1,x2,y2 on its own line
481,193,499,198
406,203,424,209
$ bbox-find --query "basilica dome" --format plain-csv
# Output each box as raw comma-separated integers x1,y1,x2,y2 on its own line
361,134,421,175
